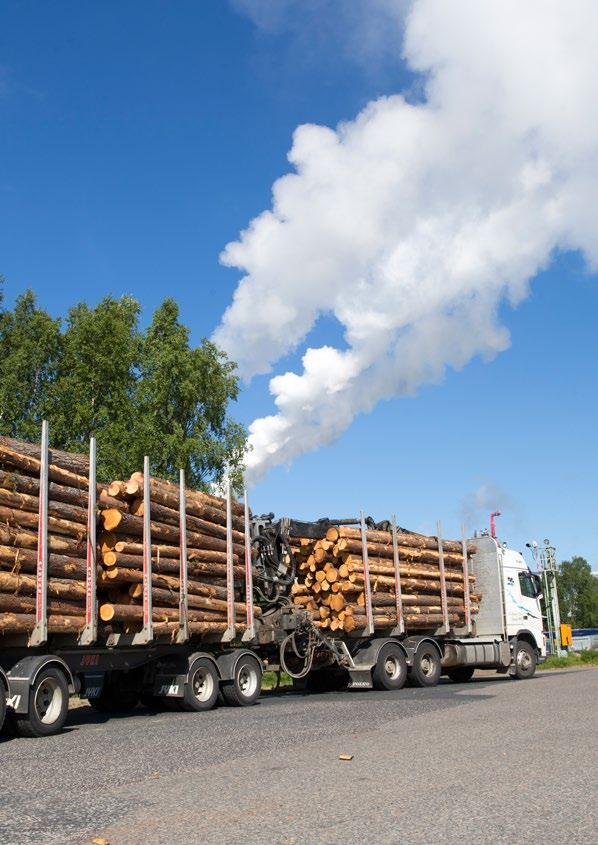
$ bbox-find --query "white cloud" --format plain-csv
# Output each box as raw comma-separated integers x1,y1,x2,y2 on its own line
215,0,598,484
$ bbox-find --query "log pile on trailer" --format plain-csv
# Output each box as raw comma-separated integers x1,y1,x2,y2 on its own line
0,432,258,645
289,524,479,634
97,471,259,638
0,434,98,636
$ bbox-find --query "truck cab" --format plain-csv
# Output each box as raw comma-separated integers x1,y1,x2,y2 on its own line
500,545,545,656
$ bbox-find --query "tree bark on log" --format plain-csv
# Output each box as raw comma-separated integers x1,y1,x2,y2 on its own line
129,498,245,545
0,544,88,579
125,473,245,518
0,571,87,600
0,487,88,525
0,504,87,540
334,537,466,565
101,509,244,556
101,550,245,580
100,603,231,624
0,469,121,511
129,485,245,532
339,556,472,582
0,436,90,474
0,524,86,558
98,534,232,565
0,445,89,490
0,592,86,616
326,525,468,554
0,612,85,633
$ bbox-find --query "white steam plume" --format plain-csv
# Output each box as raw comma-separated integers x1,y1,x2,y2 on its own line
214,0,598,483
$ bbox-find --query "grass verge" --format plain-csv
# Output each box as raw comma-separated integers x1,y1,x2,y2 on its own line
261,670,293,691
538,648,598,671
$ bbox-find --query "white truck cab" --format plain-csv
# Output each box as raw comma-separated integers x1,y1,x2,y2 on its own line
442,533,546,681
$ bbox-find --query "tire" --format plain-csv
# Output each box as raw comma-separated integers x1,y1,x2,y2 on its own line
372,643,408,691
15,667,69,738
221,655,262,707
410,644,442,688
88,676,140,714
447,666,475,683
180,658,219,712
513,640,537,680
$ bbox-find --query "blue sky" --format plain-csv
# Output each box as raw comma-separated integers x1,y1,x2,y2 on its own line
1,1,597,566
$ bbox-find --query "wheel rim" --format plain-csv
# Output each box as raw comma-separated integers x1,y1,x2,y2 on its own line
419,653,436,677
34,677,63,725
384,654,402,680
192,668,215,703
238,664,258,698
517,648,532,671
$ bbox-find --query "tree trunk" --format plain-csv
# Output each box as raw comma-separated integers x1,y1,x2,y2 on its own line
0,592,86,616
326,524,467,554
130,498,245,545
0,469,121,511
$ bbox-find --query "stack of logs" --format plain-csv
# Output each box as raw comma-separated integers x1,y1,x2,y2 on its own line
0,436,108,635
97,472,259,638
0,435,259,641
290,525,479,633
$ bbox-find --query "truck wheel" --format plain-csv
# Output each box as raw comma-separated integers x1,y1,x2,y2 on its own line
372,643,407,691
221,655,262,707
410,644,442,687
513,641,537,680
181,658,219,712
15,667,69,738
447,666,475,683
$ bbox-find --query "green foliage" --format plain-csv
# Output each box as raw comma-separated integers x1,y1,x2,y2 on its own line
538,649,598,671
0,286,61,441
556,556,598,628
45,296,141,480
0,284,247,486
133,298,246,490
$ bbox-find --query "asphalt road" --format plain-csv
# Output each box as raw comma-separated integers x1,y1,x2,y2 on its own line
0,668,596,845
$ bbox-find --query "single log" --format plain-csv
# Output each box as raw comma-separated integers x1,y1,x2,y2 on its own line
129,486,245,533
340,555,474,582
0,445,89,490
0,505,87,541
366,592,465,608
0,571,86,601
0,545,88,580
0,469,121,511
334,537,466,566
348,571,467,595
0,486,88,525
0,524,86,558
0,613,84,634
101,551,245,580
0,436,89,474
100,569,253,613
326,525,466,554
101,509,244,556
99,604,227,624
126,473,245,518
128,581,229,603
99,535,232,565
0,592,86,616
148,620,244,637
130,498,245,545
127,584,239,615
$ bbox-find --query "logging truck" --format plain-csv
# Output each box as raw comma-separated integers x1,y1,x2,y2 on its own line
0,429,546,738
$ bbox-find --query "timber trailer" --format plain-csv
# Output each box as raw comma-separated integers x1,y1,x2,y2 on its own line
0,430,546,738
